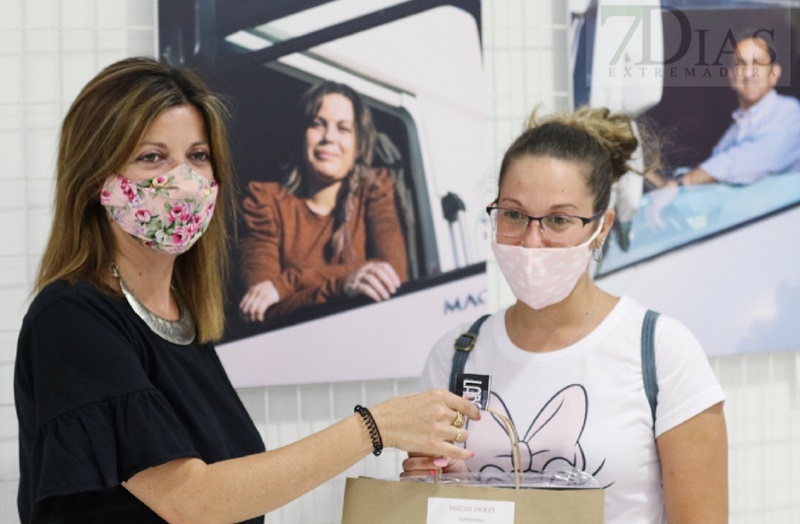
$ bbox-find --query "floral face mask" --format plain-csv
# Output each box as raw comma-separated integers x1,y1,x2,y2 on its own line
100,164,218,254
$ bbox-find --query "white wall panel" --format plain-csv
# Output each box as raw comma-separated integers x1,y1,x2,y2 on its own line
0,1,798,523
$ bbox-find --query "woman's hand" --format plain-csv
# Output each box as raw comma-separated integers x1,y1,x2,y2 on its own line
239,280,280,322
645,183,680,232
401,454,469,478
123,389,478,521
344,261,401,302
369,389,479,463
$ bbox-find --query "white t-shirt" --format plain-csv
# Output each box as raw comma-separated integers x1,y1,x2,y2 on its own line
421,296,725,524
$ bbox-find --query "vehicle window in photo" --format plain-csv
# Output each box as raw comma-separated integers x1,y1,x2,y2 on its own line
158,0,487,387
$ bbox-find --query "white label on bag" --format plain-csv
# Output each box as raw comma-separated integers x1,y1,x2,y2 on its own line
426,497,515,524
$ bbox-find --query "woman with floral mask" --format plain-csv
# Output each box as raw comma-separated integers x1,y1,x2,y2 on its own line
14,57,479,524
403,107,728,523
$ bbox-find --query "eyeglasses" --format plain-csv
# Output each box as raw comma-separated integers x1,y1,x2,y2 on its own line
486,205,604,246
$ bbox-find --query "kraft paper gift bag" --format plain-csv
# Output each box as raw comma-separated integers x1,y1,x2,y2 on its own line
342,411,603,523
341,476,603,524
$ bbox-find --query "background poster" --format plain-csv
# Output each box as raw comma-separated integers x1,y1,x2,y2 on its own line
571,0,799,356
158,0,487,386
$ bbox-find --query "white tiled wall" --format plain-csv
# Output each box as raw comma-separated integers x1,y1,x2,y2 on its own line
1,1,798,523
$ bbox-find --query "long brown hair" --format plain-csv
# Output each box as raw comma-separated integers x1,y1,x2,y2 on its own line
284,81,377,263
36,56,236,343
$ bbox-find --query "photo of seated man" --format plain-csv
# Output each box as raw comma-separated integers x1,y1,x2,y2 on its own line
238,81,408,323
649,34,800,188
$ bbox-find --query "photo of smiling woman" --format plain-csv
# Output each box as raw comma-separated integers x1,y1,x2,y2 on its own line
238,81,408,323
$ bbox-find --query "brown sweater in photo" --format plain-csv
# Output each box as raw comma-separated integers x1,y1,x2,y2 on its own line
239,168,408,318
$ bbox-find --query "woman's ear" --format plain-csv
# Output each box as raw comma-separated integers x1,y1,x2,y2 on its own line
595,207,615,250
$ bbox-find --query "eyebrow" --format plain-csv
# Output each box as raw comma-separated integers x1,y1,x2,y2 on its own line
313,115,354,124
137,140,209,149
498,197,579,213
735,54,768,62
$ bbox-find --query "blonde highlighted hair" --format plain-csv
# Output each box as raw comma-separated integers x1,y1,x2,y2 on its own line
36,57,236,343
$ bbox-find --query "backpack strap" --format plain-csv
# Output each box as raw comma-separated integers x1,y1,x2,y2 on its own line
641,309,660,431
448,310,661,431
449,314,491,393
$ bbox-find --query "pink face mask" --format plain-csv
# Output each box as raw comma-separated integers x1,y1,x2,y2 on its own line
100,164,218,254
491,216,604,310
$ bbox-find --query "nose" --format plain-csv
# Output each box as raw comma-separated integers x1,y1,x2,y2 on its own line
520,219,547,248
321,123,336,142
741,62,759,80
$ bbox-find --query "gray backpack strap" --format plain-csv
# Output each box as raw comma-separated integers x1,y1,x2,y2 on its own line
449,311,660,429
641,310,661,430
449,314,491,393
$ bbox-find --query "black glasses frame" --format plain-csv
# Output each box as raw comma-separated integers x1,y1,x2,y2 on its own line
485,205,604,231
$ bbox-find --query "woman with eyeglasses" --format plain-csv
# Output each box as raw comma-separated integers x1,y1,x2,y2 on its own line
403,107,728,523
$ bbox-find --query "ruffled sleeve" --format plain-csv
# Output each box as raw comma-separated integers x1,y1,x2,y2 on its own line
14,282,202,520
30,389,200,503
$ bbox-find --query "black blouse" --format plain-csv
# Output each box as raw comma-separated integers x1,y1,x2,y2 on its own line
14,280,266,523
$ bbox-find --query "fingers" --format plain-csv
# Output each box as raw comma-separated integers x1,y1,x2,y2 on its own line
402,455,437,472
439,442,472,463
371,261,401,290
401,456,468,478
399,465,467,478
344,261,402,302
445,392,481,423
370,389,481,463
240,295,265,323
239,281,280,322
357,271,390,301
416,389,480,426
401,455,446,477
239,290,266,322
371,389,488,462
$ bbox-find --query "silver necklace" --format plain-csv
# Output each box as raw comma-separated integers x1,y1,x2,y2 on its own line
111,264,196,345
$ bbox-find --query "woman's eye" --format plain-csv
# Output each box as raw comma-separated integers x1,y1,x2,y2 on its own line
544,215,574,228
338,124,353,134
502,210,524,221
190,150,211,162
136,152,162,163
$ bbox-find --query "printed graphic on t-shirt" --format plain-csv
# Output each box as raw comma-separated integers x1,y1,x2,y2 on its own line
466,384,607,484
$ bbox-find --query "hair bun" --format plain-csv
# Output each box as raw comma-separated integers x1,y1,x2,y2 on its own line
526,105,641,181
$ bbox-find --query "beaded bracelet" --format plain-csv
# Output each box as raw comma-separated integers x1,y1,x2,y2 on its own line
354,404,383,456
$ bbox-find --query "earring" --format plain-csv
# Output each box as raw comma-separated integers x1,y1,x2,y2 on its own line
592,238,605,262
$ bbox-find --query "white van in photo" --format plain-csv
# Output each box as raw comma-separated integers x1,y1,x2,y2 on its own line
158,0,488,386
